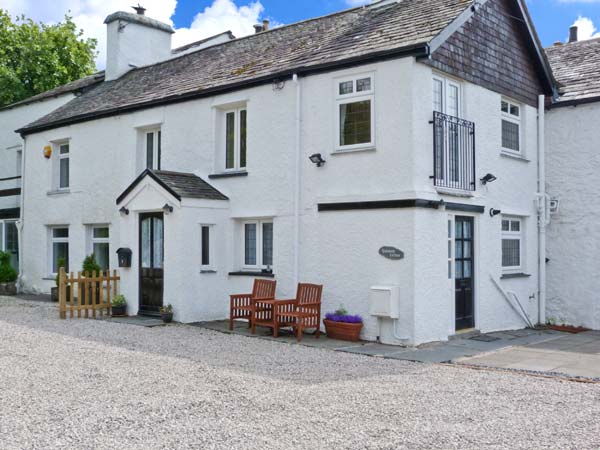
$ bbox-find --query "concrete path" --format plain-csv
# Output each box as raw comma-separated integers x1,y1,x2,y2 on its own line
457,331,600,380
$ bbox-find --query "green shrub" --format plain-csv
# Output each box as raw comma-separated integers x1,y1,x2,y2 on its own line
55,257,66,287
0,251,17,283
82,254,102,276
112,294,127,307
160,304,173,314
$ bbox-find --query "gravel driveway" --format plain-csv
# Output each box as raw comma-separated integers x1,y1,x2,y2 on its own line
1,297,599,450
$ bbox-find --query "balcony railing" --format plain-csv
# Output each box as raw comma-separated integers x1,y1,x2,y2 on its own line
431,111,476,192
0,176,22,198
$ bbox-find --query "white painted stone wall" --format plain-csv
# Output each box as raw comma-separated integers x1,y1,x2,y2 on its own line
21,56,542,344
546,103,600,330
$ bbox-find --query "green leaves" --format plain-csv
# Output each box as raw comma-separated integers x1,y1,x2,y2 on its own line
0,10,97,107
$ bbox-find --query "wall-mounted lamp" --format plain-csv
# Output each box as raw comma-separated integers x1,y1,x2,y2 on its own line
162,203,174,214
489,208,502,217
43,146,52,159
309,153,326,167
480,173,497,185
119,207,129,216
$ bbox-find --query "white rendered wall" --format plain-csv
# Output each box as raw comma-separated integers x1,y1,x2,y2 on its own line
546,103,600,330
21,57,542,344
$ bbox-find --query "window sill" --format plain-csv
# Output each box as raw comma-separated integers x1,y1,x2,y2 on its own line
228,271,275,278
208,171,248,179
47,189,70,196
500,151,530,163
500,272,531,279
43,276,57,281
331,146,376,155
435,187,475,198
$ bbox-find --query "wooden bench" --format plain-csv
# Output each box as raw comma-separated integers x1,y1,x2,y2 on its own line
229,279,277,331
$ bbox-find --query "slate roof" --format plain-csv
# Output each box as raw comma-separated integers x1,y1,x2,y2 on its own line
0,71,105,112
20,0,472,134
116,169,228,204
546,38,600,104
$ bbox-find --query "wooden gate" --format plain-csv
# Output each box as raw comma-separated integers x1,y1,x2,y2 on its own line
58,267,120,319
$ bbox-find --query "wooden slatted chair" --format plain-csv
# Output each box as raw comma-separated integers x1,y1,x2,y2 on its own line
255,283,323,341
229,279,276,331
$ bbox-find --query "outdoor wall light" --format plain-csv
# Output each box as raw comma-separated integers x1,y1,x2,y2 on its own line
119,207,129,216
162,203,174,214
489,208,502,217
309,153,326,167
480,173,498,185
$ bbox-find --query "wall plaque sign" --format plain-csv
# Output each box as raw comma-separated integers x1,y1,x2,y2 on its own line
379,246,404,260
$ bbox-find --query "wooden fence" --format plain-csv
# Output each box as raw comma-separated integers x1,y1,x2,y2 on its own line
58,267,120,319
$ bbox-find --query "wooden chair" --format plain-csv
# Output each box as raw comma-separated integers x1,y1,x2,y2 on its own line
229,279,276,331
254,283,323,342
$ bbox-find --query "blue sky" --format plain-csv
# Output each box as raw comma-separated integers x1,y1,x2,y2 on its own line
170,0,600,47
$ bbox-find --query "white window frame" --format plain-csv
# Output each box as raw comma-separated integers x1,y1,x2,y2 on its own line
501,99,521,154
54,141,70,191
335,73,375,152
501,217,523,272
88,225,110,271
50,226,69,275
145,128,161,170
241,219,273,270
433,74,462,117
200,224,216,271
222,107,247,172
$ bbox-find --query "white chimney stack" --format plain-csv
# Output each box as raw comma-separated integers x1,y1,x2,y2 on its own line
104,7,174,81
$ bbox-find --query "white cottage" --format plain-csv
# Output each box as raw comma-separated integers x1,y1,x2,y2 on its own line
545,29,600,330
17,0,557,345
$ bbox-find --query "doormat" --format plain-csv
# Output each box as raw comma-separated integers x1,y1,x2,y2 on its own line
469,334,501,342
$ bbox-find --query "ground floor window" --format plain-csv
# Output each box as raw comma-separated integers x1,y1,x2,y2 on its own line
501,217,522,271
51,227,69,274
200,224,215,270
90,226,109,271
0,220,18,270
242,220,273,270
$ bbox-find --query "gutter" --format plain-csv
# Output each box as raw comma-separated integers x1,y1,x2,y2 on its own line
547,95,600,109
17,43,429,136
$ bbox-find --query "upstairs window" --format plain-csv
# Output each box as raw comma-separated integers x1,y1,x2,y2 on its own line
223,108,247,171
145,129,161,170
336,74,374,150
501,100,521,153
54,142,70,190
501,217,522,271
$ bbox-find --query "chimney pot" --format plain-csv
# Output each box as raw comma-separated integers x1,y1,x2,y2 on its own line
262,19,269,31
569,25,578,43
553,41,563,47
254,24,263,34
132,4,146,15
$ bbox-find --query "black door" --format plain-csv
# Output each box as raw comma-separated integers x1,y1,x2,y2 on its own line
139,213,164,315
455,216,474,330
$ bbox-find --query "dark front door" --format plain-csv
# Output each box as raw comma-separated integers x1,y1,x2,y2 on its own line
139,213,164,315
455,216,474,330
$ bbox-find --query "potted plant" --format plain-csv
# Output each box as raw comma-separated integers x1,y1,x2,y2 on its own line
50,257,67,302
323,306,363,342
160,304,173,323
111,294,127,317
82,254,103,304
0,251,18,296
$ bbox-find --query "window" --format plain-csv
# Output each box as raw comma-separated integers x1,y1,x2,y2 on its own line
501,218,522,270
336,74,374,150
57,142,70,189
90,226,109,271
433,76,460,116
501,99,521,153
200,225,215,270
0,221,18,270
51,227,69,274
145,129,161,170
223,108,247,171
448,219,453,279
242,220,273,270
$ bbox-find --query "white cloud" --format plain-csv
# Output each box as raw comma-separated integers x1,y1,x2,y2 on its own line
0,0,268,69
571,16,600,41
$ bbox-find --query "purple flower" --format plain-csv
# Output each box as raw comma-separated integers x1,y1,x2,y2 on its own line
325,313,363,324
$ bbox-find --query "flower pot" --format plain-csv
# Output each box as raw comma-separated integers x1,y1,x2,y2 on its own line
161,312,173,323
111,305,127,317
51,286,71,302
323,319,363,342
0,282,17,296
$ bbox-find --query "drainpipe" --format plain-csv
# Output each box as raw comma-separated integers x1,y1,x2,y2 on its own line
292,74,302,285
537,94,546,325
17,135,26,288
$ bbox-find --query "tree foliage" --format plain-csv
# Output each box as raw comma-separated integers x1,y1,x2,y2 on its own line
0,10,97,107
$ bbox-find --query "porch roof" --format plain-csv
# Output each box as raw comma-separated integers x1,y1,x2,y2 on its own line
116,170,229,205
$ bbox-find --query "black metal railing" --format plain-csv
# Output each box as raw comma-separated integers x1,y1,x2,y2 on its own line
0,175,22,198
431,111,476,191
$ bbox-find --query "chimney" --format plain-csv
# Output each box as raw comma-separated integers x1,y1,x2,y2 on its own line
254,24,263,34
569,25,578,43
104,6,174,81
262,19,270,31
